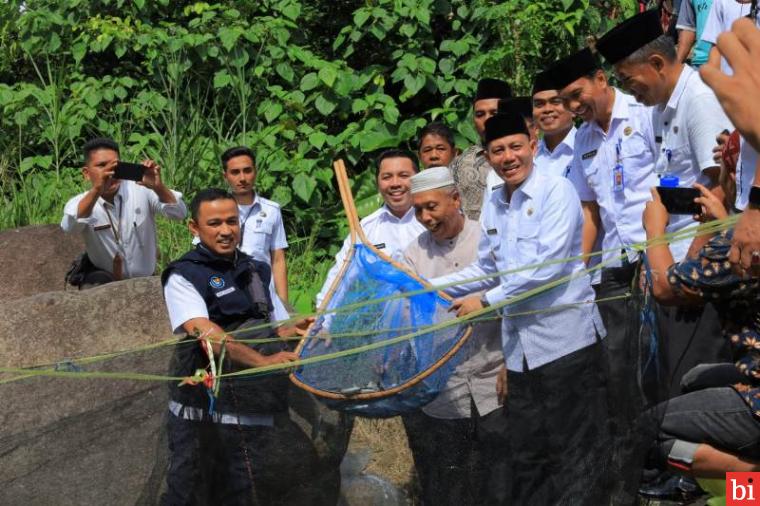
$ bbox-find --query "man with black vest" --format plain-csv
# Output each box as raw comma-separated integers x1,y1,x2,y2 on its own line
161,188,317,506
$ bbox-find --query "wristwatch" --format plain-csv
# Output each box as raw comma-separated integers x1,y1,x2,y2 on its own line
750,186,760,208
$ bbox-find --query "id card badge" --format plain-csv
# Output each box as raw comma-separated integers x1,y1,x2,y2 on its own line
612,163,624,193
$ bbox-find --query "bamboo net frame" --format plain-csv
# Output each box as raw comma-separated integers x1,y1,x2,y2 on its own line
289,159,473,400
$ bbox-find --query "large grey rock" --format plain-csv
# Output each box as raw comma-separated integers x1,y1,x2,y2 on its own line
0,224,83,301
0,277,171,506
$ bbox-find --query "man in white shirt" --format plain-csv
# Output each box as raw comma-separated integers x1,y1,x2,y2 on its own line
401,167,507,506
702,0,760,212
315,149,425,307
61,137,186,286
551,48,658,428
432,112,610,505
219,146,290,322
597,9,732,399
160,188,317,505
483,74,577,190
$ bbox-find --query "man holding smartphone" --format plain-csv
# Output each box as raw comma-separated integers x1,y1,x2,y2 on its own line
61,137,187,286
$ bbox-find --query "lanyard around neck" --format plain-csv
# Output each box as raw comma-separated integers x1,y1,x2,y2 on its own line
103,197,122,246
239,203,259,244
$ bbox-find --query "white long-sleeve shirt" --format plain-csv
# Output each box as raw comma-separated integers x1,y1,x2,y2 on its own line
432,171,605,372
61,180,186,278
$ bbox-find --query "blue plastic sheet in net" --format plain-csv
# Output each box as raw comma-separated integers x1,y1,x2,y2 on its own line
293,244,470,417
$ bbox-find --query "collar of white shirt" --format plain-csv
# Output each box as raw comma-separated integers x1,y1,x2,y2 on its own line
662,65,697,114
537,126,576,158
494,166,539,206
591,88,631,136
377,204,416,223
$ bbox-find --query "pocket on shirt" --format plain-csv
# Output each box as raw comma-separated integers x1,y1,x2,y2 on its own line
516,220,539,259
620,133,651,160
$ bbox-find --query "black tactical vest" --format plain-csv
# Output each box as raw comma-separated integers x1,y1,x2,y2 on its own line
161,245,289,414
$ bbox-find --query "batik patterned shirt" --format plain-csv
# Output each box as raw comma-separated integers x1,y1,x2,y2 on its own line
449,144,492,221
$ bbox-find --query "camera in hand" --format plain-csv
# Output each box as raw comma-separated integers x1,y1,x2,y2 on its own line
114,162,146,181
656,184,701,215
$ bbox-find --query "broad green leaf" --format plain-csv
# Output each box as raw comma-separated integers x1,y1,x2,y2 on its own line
351,98,368,114
72,42,87,64
213,70,232,88
281,2,301,20
218,27,240,52
276,62,294,83
353,9,371,27
292,173,317,202
561,0,575,10
318,66,337,88
383,105,399,125
314,95,336,116
308,131,327,149
47,33,61,53
264,102,283,123
300,72,320,92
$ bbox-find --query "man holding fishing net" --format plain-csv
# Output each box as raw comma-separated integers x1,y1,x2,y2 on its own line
431,110,612,505
160,188,318,506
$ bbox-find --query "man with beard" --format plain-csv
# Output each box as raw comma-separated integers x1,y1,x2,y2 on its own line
402,166,507,506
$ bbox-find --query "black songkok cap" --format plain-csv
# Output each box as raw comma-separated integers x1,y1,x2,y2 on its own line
484,111,529,145
545,48,601,91
498,97,533,120
474,78,512,102
596,10,663,64
532,69,557,95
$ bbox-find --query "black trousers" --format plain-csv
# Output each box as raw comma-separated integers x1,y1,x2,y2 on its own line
506,343,612,506
161,412,320,506
402,404,510,506
654,386,760,463
596,264,642,431
654,302,731,399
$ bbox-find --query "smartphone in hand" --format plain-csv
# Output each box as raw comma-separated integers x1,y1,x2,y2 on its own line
114,162,145,181
656,186,701,215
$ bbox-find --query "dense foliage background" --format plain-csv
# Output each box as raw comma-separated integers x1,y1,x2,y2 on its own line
0,0,636,310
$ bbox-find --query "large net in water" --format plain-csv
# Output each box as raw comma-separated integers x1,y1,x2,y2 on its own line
290,160,472,418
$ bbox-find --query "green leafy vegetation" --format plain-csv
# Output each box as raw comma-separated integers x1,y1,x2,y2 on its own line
0,0,634,310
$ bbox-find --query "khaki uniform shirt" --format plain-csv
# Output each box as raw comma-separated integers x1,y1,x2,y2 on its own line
449,144,492,220
403,219,503,419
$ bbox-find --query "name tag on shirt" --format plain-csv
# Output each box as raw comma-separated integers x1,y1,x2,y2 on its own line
582,150,597,160
655,136,663,144
94,224,111,231
215,287,236,298
612,164,625,192
373,243,386,249
486,228,498,235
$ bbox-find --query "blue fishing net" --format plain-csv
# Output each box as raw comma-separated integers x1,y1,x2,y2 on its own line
292,244,471,418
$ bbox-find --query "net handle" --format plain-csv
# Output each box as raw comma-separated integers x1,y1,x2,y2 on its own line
333,159,367,245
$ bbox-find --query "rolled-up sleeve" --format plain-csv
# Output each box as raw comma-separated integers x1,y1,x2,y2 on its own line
60,194,96,233
149,189,187,220
164,273,209,334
